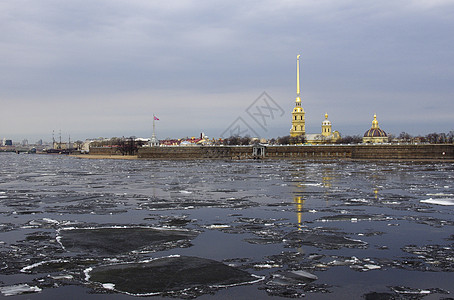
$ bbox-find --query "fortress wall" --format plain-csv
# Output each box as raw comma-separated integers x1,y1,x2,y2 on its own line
265,145,353,159
121,144,453,160
351,144,453,160
89,147,122,155
138,146,251,159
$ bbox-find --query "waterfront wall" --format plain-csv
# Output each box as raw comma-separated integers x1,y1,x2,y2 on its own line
351,144,453,160
89,147,122,155
136,144,454,160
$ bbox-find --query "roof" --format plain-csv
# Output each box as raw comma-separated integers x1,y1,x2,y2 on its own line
364,128,387,137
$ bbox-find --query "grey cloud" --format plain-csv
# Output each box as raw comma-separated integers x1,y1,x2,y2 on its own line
1,0,453,140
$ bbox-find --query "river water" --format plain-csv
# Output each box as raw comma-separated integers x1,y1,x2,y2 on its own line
0,153,453,299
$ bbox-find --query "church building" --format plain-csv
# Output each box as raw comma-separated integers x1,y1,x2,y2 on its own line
306,113,341,144
290,55,305,138
363,114,388,143
290,55,340,144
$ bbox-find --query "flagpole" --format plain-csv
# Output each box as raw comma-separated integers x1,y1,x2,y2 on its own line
153,114,156,138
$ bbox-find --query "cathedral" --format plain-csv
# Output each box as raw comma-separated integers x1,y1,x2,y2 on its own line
363,114,388,143
290,55,305,137
306,113,341,144
290,55,340,144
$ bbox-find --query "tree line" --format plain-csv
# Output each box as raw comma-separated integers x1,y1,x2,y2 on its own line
223,131,454,145
90,137,146,155
89,131,454,149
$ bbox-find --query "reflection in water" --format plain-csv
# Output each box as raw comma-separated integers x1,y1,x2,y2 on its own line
322,167,334,189
294,196,305,230
291,163,306,230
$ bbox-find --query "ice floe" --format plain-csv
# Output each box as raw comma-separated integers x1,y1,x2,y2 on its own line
420,198,454,206
0,284,42,296
87,256,264,297
57,226,198,255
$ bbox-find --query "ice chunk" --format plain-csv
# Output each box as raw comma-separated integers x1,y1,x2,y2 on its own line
289,270,318,281
88,256,263,296
420,198,454,206
205,224,231,229
102,283,115,290
363,264,381,271
0,284,42,296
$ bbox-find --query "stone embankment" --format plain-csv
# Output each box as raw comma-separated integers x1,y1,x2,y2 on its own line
134,144,453,160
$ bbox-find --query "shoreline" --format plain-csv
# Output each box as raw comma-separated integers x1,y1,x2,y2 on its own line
68,154,454,162
69,154,138,160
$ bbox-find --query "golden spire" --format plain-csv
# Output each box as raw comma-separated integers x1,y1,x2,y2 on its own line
290,54,305,138
325,113,328,120
296,54,301,104
296,55,300,96
372,114,379,129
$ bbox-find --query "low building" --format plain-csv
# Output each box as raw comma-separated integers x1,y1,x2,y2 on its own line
363,114,389,143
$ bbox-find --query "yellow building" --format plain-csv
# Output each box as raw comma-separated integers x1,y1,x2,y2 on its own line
363,114,389,143
290,55,305,138
306,113,341,144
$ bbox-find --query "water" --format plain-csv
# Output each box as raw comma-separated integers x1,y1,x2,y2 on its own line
0,153,453,299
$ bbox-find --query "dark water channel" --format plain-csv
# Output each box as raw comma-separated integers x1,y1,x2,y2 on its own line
0,153,453,299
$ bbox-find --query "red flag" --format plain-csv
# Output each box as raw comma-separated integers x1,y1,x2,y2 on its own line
154,116,159,121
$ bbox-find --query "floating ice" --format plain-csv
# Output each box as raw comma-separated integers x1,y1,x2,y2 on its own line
268,270,318,286
391,286,431,295
362,264,381,271
316,214,387,222
58,226,198,255
284,231,368,249
42,218,60,224
420,198,454,206
0,284,42,296
253,263,282,269
102,283,115,290
20,259,70,273
289,270,318,281
88,256,263,296
205,224,231,229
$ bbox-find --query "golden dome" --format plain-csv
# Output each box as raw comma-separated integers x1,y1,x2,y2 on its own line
322,113,331,126
364,114,387,137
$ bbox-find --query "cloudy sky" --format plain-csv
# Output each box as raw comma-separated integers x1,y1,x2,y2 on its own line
1,0,453,142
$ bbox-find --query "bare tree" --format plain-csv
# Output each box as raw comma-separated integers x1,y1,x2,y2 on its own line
277,135,290,145
336,135,362,144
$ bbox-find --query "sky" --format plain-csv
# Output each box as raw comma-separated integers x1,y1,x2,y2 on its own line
1,0,453,142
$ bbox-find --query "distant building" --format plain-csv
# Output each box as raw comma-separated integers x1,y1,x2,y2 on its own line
306,113,341,144
53,142,69,150
4,139,12,146
363,114,388,143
